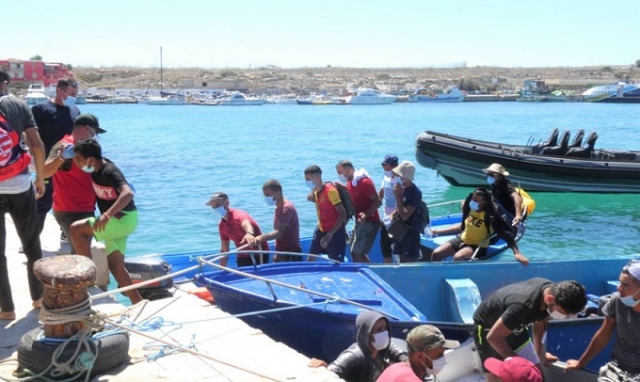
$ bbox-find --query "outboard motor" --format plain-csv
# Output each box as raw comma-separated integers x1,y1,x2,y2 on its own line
531,128,559,154
124,257,173,300
542,130,571,156
566,131,598,158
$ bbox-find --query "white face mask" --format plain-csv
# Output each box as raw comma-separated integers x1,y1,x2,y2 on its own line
547,303,569,320
620,289,640,307
264,195,276,206
63,95,77,106
486,175,496,185
425,354,447,375
81,163,94,173
338,174,348,184
214,206,227,218
384,170,393,177
371,330,389,351
305,180,315,190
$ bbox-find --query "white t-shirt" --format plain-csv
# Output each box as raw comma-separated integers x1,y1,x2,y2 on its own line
380,173,400,218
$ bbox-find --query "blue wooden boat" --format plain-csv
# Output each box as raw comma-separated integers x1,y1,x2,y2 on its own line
193,256,636,374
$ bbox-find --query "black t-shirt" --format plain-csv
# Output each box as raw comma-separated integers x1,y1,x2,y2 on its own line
491,177,517,216
92,159,136,214
31,100,80,156
473,278,552,332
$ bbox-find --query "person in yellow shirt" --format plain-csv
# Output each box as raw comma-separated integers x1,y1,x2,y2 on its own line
429,188,528,264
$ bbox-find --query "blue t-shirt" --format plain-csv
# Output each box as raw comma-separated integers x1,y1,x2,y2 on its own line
31,100,80,156
400,183,422,232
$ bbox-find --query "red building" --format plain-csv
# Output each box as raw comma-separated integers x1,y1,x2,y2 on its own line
0,59,72,86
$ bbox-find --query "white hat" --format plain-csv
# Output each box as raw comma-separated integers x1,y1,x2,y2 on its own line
392,161,416,181
624,259,640,281
482,163,510,176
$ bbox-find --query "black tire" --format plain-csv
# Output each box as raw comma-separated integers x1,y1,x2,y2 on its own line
17,328,130,379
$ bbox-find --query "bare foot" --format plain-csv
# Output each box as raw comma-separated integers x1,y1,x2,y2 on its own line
32,299,42,309
0,311,16,320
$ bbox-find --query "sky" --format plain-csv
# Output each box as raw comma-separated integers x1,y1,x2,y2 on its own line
5,0,639,69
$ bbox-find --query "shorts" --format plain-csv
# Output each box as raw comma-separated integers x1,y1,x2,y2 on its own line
54,210,95,252
448,236,488,259
237,253,269,267
351,221,378,255
379,222,393,258
393,230,421,260
474,324,539,371
90,210,138,256
309,226,346,262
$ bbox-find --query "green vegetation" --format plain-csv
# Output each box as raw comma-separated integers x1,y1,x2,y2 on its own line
601,66,613,73
66,64,73,70
376,73,391,80
30,55,42,61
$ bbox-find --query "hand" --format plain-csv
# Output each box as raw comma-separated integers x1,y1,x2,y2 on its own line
308,358,328,368
320,233,332,248
514,252,530,266
512,215,522,226
242,233,257,247
393,183,403,198
307,192,315,202
93,214,110,232
541,352,558,367
357,212,366,224
565,359,582,371
33,178,45,199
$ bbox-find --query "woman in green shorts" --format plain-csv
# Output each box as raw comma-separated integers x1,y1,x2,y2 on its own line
69,138,142,304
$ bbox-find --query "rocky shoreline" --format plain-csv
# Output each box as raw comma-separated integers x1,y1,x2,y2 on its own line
71,65,638,94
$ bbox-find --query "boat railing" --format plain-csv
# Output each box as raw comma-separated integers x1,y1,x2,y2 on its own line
428,199,464,218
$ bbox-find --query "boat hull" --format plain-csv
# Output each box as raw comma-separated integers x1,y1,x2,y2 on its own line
416,131,640,193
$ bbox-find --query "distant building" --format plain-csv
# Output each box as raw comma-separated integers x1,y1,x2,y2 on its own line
177,79,248,92
0,59,72,86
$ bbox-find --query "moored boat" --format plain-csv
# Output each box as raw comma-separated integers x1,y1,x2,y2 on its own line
583,82,640,103
346,89,397,105
218,92,264,106
413,86,465,102
24,83,49,105
415,130,640,193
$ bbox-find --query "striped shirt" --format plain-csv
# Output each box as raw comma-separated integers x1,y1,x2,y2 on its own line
603,295,640,374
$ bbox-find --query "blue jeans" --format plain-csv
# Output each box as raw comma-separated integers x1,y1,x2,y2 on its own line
0,187,43,312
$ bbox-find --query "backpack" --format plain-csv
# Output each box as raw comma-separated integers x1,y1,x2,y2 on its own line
331,182,356,221
515,187,536,216
418,200,430,231
0,96,31,181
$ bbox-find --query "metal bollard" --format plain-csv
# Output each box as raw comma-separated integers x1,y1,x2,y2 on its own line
33,255,97,338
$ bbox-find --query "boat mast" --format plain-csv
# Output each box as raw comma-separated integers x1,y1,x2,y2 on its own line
160,46,163,94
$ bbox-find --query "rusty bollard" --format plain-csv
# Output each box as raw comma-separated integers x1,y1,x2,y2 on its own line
33,255,96,338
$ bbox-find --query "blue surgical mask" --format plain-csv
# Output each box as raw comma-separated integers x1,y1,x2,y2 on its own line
384,170,393,177
81,164,94,173
305,180,315,190
338,174,348,184
469,200,480,211
214,206,227,218
63,95,77,106
620,289,640,307
486,175,496,185
264,195,276,206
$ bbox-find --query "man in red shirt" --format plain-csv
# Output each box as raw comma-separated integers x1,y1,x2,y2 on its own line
255,179,302,262
304,165,347,262
205,192,269,267
336,160,381,263
43,114,104,253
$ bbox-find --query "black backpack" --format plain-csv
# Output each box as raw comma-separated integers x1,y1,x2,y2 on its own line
418,200,430,231
331,182,356,221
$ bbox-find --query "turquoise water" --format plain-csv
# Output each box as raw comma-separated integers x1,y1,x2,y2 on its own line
78,102,640,261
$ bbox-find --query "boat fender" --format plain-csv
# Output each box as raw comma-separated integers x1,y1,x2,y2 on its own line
188,287,215,304
16,328,129,379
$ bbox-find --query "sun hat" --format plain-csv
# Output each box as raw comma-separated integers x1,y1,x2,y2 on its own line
74,113,107,134
482,163,509,176
204,192,228,206
392,161,416,181
623,259,640,281
484,357,542,382
406,325,459,352
381,154,399,166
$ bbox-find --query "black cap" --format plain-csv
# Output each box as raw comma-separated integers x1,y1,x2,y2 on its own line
381,154,398,166
74,113,107,134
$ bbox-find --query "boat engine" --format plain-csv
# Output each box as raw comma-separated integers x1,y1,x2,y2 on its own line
124,257,173,301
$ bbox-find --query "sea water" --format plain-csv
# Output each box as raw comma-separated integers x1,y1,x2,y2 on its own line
74,102,640,262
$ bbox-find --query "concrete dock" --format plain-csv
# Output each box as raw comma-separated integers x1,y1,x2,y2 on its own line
0,214,342,381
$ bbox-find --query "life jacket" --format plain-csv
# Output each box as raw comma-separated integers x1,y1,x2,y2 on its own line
0,96,31,181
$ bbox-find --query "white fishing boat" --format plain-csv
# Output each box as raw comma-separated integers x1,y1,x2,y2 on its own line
413,86,466,102
346,88,397,105
217,93,264,106
24,83,49,105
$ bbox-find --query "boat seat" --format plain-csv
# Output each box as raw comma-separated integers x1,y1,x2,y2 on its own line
542,130,571,156
531,128,559,154
444,278,481,324
569,129,585,148
566,131,598,158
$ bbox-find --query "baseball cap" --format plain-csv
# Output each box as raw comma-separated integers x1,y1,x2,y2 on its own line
381,154,399,166
74,113,107,134
484,357,542,382
623,259,640,281
482,163,509,176
392,161,416,181
406,325,459,352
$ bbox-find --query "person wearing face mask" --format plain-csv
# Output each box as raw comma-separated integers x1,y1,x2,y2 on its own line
68,139,142,305
378,154,399,263
309,310,407,382
31,77,81,236
304,165,348,262
204,192,270,267
390,161,423,263
482,163,523,227
42,114,104,254
377,324,459,382
429,188,528,264
254,179,301,262
0,68,46,320
473,278,587,382
566,259,640,381
335,160,381,263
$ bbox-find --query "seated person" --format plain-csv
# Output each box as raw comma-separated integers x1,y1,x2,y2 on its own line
308,310,407,382
429,188,529,265
482,163,523,226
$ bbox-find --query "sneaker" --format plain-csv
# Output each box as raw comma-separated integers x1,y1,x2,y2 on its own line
60,232,68,243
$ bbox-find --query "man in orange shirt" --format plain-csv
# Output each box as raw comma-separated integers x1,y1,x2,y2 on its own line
304,165,347,262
